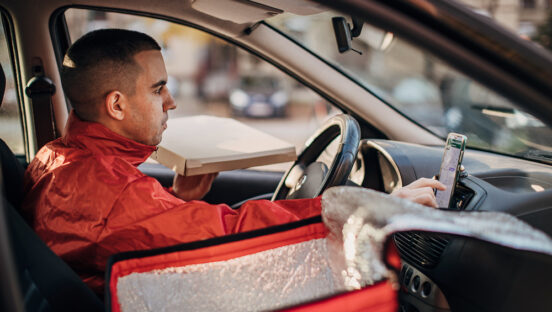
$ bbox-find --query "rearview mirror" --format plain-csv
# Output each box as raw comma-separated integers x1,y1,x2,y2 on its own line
332,16,363,54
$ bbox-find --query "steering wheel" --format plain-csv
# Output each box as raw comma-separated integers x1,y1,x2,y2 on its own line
272,114,360,201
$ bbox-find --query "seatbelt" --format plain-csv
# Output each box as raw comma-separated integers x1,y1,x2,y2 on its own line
25,74,56,150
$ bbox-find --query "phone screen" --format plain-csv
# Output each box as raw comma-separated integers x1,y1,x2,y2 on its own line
435,133,467,208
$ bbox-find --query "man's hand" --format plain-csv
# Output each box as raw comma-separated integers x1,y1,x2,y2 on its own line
173,173,218,201
390,178,446,208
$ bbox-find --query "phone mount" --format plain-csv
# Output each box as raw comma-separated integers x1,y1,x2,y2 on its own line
435,165,470,210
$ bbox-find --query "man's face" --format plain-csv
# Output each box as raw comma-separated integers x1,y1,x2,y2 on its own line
123,49,176,146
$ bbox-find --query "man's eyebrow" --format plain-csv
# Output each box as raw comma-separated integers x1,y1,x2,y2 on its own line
151,80,167,89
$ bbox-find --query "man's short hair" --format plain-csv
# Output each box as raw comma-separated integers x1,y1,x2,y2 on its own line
61,29,161,121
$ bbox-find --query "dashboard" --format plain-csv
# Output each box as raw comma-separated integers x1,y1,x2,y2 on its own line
351,139,552,312
354,139,552,220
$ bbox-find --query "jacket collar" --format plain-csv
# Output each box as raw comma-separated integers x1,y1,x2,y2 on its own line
62,111,156,166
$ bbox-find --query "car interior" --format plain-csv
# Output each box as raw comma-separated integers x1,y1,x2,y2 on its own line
0,0,551,311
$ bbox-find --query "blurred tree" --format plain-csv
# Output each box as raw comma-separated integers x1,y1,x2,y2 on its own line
533,10,552,50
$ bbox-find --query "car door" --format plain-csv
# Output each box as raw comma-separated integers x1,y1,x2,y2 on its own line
0,8,27,310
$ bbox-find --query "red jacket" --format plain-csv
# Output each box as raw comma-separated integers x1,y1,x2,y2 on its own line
22,112,321,293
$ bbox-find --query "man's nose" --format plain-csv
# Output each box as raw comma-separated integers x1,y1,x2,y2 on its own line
163,93,176,112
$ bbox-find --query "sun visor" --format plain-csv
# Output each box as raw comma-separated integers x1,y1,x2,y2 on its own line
253,0,327,15
191,0,283,24
191,0,326,24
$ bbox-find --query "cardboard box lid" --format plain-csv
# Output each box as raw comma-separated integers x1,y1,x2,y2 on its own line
150,115,297,176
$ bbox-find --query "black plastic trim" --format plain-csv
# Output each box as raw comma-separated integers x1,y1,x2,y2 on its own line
48,10,71,112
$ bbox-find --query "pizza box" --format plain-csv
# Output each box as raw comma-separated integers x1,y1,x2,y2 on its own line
150,115,297,176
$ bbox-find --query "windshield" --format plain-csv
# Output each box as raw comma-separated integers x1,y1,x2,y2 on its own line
267,12,552,163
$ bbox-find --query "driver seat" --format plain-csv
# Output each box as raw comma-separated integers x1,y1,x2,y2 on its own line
0,63,103,311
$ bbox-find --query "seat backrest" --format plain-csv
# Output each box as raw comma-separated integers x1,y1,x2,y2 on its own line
3,197,104,311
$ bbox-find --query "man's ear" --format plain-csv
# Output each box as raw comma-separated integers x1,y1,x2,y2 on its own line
104,90,126,121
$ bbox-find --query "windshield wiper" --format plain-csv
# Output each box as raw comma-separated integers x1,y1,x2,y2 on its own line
522,150,552,164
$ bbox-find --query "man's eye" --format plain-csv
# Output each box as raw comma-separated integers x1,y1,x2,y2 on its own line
154,87,163,94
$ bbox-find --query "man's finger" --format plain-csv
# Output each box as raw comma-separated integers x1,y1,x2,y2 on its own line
406,178,446,191
405,185,438,207
413,193,438,208
406,186,435,199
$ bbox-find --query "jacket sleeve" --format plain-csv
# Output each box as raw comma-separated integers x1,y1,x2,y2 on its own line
93,175,321,270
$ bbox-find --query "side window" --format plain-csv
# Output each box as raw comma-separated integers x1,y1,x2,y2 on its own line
0,15,24,155
64,9,339,171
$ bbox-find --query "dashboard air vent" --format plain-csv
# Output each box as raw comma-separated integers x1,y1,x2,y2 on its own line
393,232,451,268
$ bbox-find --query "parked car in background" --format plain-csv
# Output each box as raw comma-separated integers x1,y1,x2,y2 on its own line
229,75,288,118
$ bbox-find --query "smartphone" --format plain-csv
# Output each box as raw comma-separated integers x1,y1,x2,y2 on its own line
435,133,467,208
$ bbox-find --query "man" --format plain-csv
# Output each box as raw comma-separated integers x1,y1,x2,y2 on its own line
22,29,444,294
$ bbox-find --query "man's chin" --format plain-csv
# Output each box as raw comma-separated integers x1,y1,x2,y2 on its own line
151,138,162,146
139,134,162,147
152,134,163,146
